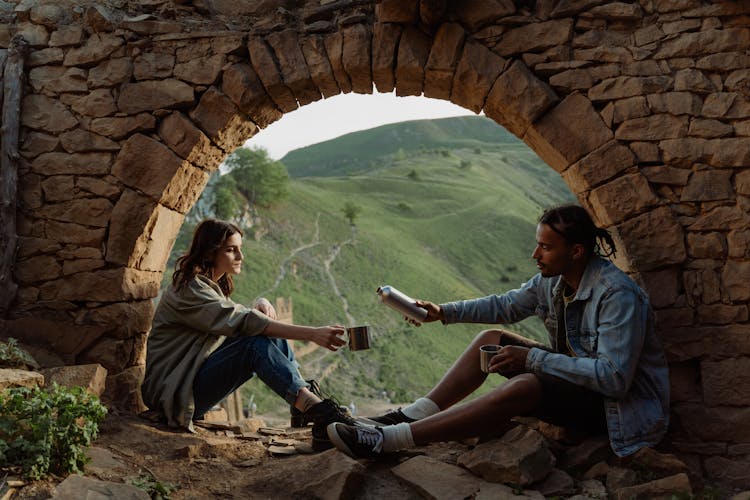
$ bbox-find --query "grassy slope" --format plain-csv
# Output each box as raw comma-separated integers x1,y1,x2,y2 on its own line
165,117,575,417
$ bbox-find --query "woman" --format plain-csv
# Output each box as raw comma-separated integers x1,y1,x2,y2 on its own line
141,219,354,451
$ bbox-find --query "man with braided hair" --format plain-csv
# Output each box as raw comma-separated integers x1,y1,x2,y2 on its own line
328,205,670,459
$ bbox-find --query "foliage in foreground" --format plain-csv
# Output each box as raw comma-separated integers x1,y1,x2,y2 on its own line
0,384,107,480
0,337,39,370
127,473,179,499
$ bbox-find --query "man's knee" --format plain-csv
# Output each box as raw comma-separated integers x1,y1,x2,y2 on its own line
499,373,543,403
474,329,503,345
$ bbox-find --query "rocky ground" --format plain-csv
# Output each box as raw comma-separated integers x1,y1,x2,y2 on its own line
5,408,750,500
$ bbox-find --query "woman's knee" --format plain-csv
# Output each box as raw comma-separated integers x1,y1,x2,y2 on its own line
487,373,543,406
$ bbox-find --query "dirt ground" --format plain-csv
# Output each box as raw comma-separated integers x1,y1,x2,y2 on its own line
6,406,434,500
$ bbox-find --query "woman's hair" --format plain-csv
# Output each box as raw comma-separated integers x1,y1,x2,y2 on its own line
172,218,243,296
539,204,617,258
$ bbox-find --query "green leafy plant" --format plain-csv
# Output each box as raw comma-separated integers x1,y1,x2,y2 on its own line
0,384,107,479
127,473,179,500
0,338,39,370
342,201,362,225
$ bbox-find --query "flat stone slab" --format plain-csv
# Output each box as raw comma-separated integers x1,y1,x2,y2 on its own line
0,368,44,391
51,475,149,499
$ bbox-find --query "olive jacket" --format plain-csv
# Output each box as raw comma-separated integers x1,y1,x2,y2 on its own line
141,275,269,430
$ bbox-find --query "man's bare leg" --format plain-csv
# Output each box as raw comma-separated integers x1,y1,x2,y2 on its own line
425,329,506,410
412,373,543,444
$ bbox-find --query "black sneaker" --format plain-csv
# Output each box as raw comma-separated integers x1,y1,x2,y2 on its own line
327,422,385,459
356,408,416,426
290,380,323,427
302,399,358,451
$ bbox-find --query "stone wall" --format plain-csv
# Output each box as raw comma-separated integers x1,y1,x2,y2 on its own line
0,0,749,485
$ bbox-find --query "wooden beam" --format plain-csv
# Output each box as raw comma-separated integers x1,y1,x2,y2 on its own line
0,35,29,317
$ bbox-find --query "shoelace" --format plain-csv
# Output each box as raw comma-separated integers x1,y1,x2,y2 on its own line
356,427,383,453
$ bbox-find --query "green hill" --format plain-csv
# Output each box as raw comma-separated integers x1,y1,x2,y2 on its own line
166,116,575,418
281,115,519,178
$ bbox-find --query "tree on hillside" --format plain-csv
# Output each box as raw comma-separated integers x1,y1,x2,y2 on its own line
213,147,290,220
342,201,362,225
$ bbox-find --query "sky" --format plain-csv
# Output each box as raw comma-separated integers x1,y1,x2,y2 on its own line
244,91,476,159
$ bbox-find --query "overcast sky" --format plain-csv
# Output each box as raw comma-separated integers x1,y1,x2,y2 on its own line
244,91,476,159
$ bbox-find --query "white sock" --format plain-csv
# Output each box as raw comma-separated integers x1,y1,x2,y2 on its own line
381,422,415,452
401,397,440,420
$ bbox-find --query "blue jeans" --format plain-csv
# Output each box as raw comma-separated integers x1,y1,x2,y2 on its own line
192,335,307,419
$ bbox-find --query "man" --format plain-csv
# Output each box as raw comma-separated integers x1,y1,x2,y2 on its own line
327,205,670,458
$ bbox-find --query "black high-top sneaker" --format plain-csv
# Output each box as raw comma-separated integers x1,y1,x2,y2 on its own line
290,380,352,428
290,380,322,428
302,399,358,451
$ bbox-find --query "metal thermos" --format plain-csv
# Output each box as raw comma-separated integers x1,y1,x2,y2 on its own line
376,285,428,322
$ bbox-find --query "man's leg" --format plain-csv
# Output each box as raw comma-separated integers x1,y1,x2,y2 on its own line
412,373,543,444
425,329,506,409
329,373,544,457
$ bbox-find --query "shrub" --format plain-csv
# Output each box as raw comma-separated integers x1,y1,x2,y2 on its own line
459,160,472,169
0,338,38,370
0,384,107,479
407,169,420,180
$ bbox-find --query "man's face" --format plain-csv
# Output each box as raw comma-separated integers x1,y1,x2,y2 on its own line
531,223,576,277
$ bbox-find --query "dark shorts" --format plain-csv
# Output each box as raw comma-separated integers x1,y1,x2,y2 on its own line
529,374,607,433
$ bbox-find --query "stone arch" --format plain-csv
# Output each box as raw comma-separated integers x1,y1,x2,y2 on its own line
2,0,750,479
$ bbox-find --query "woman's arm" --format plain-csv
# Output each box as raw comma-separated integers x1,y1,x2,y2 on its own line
263,320,346,351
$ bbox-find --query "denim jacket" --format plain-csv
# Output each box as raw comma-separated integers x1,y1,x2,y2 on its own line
440,256,670,457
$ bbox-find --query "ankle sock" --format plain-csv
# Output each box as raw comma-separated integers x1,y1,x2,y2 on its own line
295,388,322,413
401,397,440,420
381,422,415,452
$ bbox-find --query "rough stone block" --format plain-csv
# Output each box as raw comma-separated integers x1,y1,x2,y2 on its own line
158,112,223,171
0,369,44,392
681,170,733,202
616,114,689,141
248,37,298,113
687,232,726,259
458,426,556,486
90,113,156,140
395,26,431,97
647,92,702,116
704,456,750,489
698,304,749,325
107,189,183,271
117,79,194,115
52,475,149,500
267,30,322,105
636,267,680,308
375,0,418,23
189,87,258,152
688,118,733,138
702,358,750,406
301,35,341,98
371,23,401,94
424,22,464,100
222,63,282,129
111,134,208,213
589,76,673,101
52,267,160,302
133,52,175,80
612,96,650,123
453,0,515,31
88,57,133,88
660,137,750,167
60,129,120,153
392,455,485,498
613,206,687,271
611,473,692,500
323,31,352,94
450,40,504,113
689,206,748,231
22,94,78,133
669,360,701,403
495,19,573,57
723,261,750,301
728,230,750,259
588,173,660,226
523,93,613,172
15,255,61,284
41,364,108,397
484,60,558,137
342,24,372,95
63,33,124,66
654,28,750,59
36,198,113,228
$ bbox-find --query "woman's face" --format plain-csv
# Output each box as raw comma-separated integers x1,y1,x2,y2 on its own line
211,232,243,279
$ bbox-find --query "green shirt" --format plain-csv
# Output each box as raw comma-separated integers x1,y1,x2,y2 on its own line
141,275,270,430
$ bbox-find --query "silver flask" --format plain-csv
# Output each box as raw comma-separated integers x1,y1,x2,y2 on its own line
376,285,428,322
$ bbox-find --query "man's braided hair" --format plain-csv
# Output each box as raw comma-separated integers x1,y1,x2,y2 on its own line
539,205,617,259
